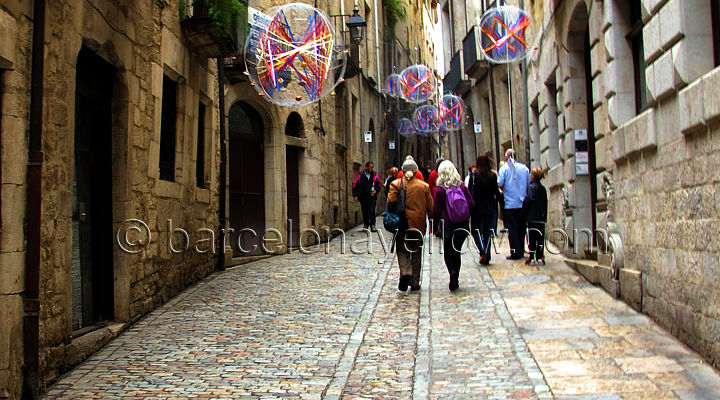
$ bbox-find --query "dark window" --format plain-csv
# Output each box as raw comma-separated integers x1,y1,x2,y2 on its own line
285,112,304,137
627,1,647,114
159,75,177,181
196,102,206,188
713,0,720,67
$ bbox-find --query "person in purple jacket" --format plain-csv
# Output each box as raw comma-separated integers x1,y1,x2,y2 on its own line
432,160,475,291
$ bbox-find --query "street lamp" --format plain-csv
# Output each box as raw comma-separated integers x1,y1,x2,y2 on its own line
346,6,366,45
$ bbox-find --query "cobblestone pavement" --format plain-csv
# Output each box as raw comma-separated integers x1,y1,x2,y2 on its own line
487,244,720,400
46,221,720,399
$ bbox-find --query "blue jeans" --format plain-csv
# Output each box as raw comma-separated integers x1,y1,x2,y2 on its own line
471,209,497,260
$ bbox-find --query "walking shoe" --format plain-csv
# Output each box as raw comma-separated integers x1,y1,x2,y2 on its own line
449,272,459,291
479,253,489,265
540,258,546,265
398,275,410,292
371,226,378,232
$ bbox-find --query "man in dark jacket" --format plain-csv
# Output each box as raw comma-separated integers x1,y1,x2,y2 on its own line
353,162,382,231
523,168,548,264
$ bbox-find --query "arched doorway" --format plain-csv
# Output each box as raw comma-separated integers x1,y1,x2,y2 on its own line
228,101,265,256
566,4,598,254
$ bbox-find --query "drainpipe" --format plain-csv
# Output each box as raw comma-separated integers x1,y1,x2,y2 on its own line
24,0,46,398
373,0,380,88
216,59,227,270
488,65,501,169
520,0,531,165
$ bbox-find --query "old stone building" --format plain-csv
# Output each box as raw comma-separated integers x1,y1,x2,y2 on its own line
522,0,720,369
0,0,437,397
383,0,442,172
438,0,720,372
1,0,225,396
440,0,530,172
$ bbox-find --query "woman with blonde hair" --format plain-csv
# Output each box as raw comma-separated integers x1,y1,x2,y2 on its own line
432,160,475,291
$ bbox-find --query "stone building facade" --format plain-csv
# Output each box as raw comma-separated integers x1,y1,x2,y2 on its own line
523,0,720,369
1,0,224,396
0,0,437,397
440,0,530,172
383,0,442,173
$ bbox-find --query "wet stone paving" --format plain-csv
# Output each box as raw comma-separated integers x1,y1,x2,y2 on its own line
46,221,720,399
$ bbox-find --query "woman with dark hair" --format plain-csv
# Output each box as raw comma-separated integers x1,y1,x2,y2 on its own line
468,153,500,265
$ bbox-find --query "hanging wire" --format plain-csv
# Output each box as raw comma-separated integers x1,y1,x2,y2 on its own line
507,62,514,150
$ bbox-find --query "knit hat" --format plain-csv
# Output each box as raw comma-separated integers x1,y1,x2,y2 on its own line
401,158,418,174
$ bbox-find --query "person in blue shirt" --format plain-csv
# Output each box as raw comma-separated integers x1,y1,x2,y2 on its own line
497,149,530,260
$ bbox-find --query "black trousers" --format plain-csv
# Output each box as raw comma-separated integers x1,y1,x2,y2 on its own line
443,230,468,276
360,197,377,227
504,208,526,258
527,222,546,260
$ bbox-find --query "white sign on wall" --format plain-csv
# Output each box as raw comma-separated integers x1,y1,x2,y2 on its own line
389,140,396,150
576,151,589,164
247,8,272,59
574,129,588,141
576,163,589,175
473,121,482,133
364,131,372,143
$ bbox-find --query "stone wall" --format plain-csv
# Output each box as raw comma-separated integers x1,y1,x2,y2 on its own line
0,0,225,392
0,1,33,397
526,0,720,369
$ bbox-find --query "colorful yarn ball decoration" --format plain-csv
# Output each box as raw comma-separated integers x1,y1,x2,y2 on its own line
479,6,531,64
385,74,402,98
413,105,441,133
245,3,346,107
400,64,437,103
398,118,416,137
440,94,466,131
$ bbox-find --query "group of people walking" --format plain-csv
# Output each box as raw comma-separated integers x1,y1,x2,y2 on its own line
355,149,548,294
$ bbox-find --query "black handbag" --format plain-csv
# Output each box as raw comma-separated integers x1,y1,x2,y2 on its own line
383,179,406,232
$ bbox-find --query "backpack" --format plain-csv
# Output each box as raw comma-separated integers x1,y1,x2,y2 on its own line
445,186,470,223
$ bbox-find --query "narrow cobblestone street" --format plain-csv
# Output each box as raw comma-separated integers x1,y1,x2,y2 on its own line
45,222,720,399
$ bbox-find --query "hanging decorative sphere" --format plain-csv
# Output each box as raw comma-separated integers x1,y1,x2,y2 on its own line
413,105,441,133
399,64,437,103
398,118,416,137
385,73,402,98
479,6,532,64
245,3,346,107
440,94,466,131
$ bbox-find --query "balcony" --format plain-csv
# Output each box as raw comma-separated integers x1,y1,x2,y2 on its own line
463,25,489,80
222,15,250,84
180,2,240,58
443,50,472,95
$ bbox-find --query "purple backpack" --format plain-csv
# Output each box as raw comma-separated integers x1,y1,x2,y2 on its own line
445,186,470,223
